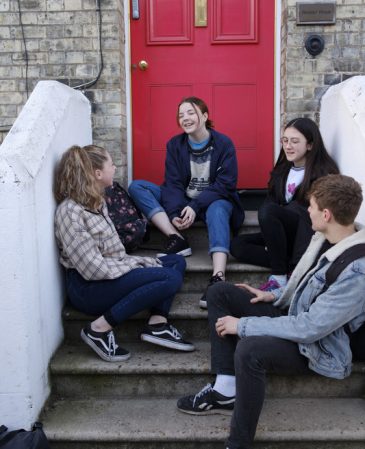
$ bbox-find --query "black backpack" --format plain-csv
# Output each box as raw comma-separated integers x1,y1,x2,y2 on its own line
322,243,365,292
105,181,148,252
0,423,50,449
320,243,365,361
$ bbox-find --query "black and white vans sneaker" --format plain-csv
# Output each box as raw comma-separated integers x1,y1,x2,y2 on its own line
140,323,195,352
157,234,192,258
81,325,130,362
177,383,235,415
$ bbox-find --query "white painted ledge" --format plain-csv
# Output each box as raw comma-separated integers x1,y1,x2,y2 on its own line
0,81,92,429
320,75,365,224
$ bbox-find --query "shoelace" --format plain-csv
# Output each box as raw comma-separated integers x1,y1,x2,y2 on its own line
193,383,213,407
165,235,180,251
169,324,182,340
107,330,118,356
210,271,224,285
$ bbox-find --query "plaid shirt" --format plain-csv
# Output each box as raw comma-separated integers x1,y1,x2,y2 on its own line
55,198,161,280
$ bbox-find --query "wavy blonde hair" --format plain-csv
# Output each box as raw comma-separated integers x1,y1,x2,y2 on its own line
54,145,109,210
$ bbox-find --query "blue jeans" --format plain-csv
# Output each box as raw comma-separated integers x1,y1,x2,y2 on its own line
128,180,233,254
128,180,165,220
65,254,186,327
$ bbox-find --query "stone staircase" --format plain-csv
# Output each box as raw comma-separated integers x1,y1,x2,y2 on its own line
41,211,365,448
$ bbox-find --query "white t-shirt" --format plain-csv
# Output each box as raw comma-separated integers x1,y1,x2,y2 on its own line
285,166,305,202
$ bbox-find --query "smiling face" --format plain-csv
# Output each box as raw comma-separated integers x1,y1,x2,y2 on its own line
95,152,116,189
281,126,312,167
178,101,208,141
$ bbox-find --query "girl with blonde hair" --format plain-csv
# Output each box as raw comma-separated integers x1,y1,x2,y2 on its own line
54,145,194,362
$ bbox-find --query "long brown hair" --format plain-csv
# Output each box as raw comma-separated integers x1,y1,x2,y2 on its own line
176,96,214,129
54,145,109,210
269,118,339,204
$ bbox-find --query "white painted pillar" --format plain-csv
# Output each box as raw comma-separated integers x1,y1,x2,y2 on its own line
0,81,92,429
320,75,365,224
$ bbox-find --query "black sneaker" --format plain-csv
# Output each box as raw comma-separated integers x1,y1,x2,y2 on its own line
199,271,224,309
81,325,130,362
157,234,192,257
140,323,195,352
177,383,235,415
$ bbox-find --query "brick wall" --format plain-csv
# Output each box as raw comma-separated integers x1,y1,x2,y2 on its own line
1,0,364,171
0,0,127,182
283,0,365,125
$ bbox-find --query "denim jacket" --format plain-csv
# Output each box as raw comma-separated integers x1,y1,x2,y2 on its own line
237,224,365,379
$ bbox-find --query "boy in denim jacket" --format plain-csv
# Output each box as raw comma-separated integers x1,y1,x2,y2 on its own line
177,174,365,449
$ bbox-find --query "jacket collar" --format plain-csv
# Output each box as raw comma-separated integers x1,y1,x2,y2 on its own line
276,223,365,309
313,222,365,262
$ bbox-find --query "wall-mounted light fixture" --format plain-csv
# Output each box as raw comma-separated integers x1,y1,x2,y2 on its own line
305,34,325,56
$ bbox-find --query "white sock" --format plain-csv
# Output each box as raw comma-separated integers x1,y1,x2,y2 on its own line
213,374,236,397
271,274,287,287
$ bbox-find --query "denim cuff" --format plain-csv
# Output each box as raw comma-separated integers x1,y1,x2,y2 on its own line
209,246,230,255
147,206,166,220
272,286,285,304
103,311,118,327
237,317,249,338
149,307,169,319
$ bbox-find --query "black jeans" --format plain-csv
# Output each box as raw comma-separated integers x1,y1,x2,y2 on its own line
230,200,313,274
206,282,310,449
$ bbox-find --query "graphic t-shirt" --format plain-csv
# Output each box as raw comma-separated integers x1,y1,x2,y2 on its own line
186,136,213,199
285,166,305,202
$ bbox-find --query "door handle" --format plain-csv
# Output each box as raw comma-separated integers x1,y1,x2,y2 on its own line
138,60,149,71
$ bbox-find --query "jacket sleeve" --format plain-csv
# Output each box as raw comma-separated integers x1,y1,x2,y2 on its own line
160,139,190,220
56,208,120,280
189,135,238,214
237,265,365,343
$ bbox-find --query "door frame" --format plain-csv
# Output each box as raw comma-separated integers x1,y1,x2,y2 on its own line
124,0,282,185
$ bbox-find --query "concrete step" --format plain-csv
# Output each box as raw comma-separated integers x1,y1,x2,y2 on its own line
62,264,273,340
45,203,365,449
239,189,267,211
50,341,365,399
62,249,270,342
131,248,269,292
143,210,260,249
41,397,365,449
63,293,209,341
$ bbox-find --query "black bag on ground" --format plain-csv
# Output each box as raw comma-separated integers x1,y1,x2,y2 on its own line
0,422,50,449
105,181,148,252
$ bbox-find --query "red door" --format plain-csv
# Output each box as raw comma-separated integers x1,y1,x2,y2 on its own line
130,0,275,188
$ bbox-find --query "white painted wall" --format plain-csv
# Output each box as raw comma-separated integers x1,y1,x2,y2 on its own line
320,76,365,224
0,81,92,429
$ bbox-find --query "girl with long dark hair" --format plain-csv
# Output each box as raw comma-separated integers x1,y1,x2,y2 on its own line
230,117,339,291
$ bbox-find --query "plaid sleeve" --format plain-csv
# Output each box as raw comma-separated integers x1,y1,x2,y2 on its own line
55,200,162,280
55,202,117,280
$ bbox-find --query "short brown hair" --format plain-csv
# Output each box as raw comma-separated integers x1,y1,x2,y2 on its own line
308,174,363,225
